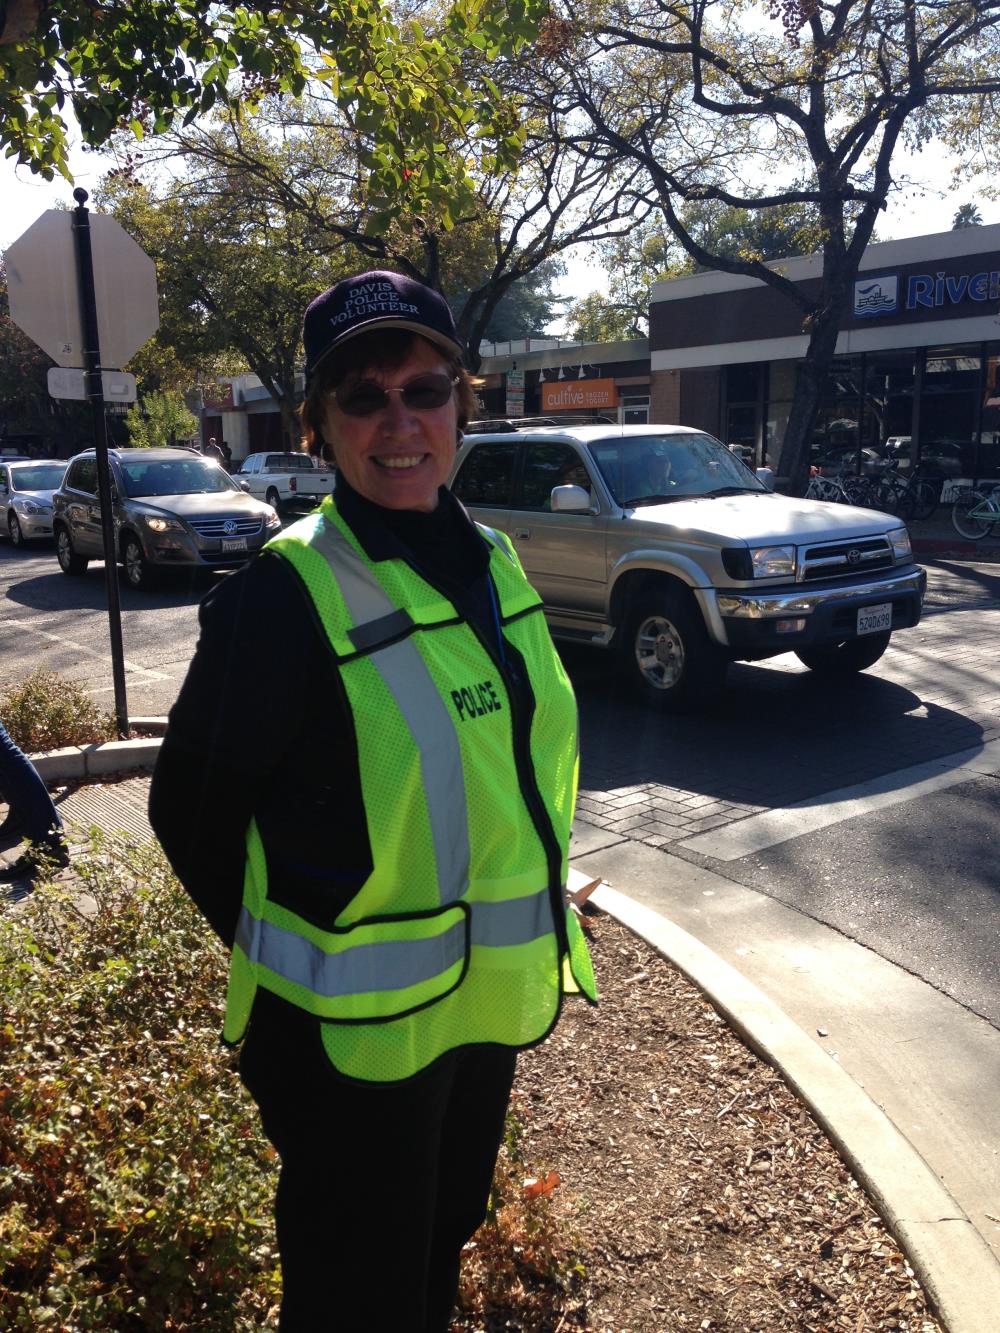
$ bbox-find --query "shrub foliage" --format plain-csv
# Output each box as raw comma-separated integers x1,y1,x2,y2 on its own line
0,840,584,1330
1,670,115,753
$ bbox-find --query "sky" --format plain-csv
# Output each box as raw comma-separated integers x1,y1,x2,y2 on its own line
3,137,997,312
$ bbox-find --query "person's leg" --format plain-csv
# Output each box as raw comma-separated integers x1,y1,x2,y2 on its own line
0,718,63,846
244,1028,461,1333
423,1046,518,1333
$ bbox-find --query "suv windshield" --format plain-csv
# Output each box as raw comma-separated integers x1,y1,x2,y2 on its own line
10,466,65,491
588,433,765,506
119,458,238,498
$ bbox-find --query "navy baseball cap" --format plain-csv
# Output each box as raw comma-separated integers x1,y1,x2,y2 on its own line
303,271,464,382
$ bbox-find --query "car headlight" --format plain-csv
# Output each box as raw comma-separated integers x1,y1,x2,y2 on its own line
264,509,282,529
749,545,796,578
19,500,50,515
144,516,185,533
889,528,912,562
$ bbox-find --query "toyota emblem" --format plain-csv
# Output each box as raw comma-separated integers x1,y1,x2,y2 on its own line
223,519,237,535
846,548,862,564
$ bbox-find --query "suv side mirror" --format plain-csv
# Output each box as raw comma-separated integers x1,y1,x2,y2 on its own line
238,480,251,492
550,484,592,513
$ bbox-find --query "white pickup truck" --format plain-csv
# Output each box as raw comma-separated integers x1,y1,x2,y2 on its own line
233,452,336,514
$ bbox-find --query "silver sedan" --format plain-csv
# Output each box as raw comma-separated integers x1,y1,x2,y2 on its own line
0,459,67,546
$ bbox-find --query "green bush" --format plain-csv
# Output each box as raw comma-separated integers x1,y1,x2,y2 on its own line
0,837,280,1330
1,670,115,752
0,839,582,1330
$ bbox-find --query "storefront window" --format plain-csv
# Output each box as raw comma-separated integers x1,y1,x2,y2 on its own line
724,363,761,462
921,345,982,478
976,347,1000,479
809,356,864,474
764,361,796,468
621,395,649,424
863,351,916,457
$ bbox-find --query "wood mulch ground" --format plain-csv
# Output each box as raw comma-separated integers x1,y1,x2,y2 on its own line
460,909,942,1332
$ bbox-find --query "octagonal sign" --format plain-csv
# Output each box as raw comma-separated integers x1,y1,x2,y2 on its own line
6,209,159,369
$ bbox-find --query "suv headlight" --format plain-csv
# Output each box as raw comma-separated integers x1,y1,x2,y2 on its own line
889,528,911,562
749,545,796,578
144,516,185,533
264,509,282,529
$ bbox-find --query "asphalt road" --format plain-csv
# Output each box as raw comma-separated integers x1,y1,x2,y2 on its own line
2,540,998,1027
0,543,214,716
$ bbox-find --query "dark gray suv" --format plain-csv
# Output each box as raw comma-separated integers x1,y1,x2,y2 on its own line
52,447,281,588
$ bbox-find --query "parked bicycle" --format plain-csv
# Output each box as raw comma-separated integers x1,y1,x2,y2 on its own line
868,462,939,521
951,484,1000,540
804,469,850,503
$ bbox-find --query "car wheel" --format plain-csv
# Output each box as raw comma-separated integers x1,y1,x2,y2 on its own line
265,488,282,514
619,586,728,709
55,525,89,575
122,535,156,589
795,630,891,676
8,512,24,547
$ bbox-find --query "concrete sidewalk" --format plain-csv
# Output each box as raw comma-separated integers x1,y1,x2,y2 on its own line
4,740,999,1333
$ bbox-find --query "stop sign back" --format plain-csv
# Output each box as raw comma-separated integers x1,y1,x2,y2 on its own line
6,209,159,369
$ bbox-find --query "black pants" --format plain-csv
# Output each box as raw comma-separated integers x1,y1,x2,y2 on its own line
241,1022,517,1333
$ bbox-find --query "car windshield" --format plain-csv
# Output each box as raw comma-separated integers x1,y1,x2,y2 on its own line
587,433,766,506
10,466,65,491
119,458,239,497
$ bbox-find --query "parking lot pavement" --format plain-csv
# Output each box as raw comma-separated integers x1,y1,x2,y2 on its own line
564,557,1000,1035
569,559,1000,848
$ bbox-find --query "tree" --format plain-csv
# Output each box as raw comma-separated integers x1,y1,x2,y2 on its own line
0,0,544,226
565,200,821,338
98,160,351,449
953,202,984,229
546,0,1000,487
117,95,648,368
125,390,198,448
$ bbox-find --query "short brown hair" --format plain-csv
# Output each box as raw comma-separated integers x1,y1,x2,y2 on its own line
300,330,480,463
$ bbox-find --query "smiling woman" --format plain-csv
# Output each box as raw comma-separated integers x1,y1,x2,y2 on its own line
149,269,597,1333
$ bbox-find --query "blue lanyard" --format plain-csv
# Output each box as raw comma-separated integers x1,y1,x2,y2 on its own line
487,575,507,670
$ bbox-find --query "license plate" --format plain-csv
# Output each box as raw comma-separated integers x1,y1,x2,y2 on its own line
222,537,247,553
857,602,891,635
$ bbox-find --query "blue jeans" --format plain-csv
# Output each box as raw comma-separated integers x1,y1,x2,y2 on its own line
0,718,63,844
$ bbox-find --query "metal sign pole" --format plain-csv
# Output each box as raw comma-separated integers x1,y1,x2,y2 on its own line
71,188,130,739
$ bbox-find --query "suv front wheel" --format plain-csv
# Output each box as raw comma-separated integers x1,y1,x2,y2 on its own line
619,587,728,709
122,534,157,589
55,525,89,575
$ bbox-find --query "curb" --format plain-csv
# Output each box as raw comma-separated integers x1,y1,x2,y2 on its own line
30,722,166,782
913,539,1000,563
589,883,1000,1333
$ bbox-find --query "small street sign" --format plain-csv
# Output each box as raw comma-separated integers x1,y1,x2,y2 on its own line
6,209,158,369
47,367,138,403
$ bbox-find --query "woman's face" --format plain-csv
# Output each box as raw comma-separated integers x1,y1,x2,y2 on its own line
320,338,459,512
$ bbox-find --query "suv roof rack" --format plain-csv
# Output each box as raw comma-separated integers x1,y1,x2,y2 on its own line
465,414,616,435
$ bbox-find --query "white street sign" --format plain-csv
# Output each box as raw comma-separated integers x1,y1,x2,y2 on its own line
47,367,138,403
6,209,159,369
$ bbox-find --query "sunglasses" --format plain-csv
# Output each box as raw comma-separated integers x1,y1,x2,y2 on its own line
334,371,458,418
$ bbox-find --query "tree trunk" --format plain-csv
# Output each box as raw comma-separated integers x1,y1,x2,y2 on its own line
776,279,853,495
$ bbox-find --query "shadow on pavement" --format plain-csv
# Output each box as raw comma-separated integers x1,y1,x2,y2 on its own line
561,644,985,811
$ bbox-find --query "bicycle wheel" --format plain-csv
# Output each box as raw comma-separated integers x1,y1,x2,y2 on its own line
951,491,992,540
910,478,940,522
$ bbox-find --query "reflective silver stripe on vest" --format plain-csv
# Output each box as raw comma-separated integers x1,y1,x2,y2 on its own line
311,515,470,907
234,887,553,999
237,908,467,996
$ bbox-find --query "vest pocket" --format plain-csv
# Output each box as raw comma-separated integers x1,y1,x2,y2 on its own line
247,900,471,1024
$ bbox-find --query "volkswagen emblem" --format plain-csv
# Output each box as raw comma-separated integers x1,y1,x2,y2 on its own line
846,547,862,564
223,519,237,535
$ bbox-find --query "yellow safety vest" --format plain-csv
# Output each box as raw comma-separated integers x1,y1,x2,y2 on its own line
223,497,596,1082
